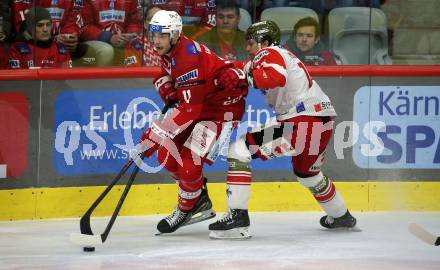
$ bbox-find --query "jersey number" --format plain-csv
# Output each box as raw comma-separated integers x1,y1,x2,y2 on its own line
298,62,313,88
182,90,191,103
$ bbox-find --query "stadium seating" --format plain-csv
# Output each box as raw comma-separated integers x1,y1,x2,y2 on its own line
328,7,392,65
260,7,319,44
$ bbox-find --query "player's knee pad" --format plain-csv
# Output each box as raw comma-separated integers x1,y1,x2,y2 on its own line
228,139,251,164
297,172,334,197
297,172,325,190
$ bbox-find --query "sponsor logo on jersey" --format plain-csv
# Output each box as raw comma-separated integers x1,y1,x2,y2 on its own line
185,44,199,55
176,69,199,83
9,59,20,68
124,56,137,66
99,10,126,23
253,50,269,63
320,101,332,110
47,7,65,20
296,102,305,113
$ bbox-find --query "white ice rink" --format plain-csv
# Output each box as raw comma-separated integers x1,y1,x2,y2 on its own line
0,212,439,270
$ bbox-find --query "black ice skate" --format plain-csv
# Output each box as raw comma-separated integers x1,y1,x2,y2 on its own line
320,210,360,231
156,189,216,235
209,209,251,240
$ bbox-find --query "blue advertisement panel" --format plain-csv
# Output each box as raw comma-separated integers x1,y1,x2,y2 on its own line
53,88,293,176
353,86,440,169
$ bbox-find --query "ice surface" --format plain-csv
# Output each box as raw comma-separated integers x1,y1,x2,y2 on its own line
0,212,439,270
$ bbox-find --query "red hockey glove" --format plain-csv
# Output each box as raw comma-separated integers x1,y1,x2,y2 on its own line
139,128,160,157
154,75,177,104
215,68,246,91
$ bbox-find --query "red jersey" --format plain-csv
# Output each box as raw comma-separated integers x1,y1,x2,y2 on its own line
154,35,245,138
0,45,8,68
8,40,72,69
81,0,142,42
11,0,84,36
150,0,216,28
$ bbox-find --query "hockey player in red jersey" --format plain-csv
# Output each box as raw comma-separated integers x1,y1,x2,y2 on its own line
209,21,357,239
8,7,71,69
139,10,247,234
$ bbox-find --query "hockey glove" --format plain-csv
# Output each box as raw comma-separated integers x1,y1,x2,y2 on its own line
215,68,246,91
154,75,177,104
243,61,256,88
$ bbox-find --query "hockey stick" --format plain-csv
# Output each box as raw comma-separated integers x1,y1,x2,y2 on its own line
70,101,172,247
408,223,440,246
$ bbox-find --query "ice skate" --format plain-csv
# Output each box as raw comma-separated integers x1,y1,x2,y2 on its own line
209,209,251,240
320,210,361,231
156,189,216,235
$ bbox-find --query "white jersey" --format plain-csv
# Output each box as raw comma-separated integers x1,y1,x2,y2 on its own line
247,46,337,121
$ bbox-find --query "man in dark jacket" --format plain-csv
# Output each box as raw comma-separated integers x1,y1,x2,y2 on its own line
284,16,337,66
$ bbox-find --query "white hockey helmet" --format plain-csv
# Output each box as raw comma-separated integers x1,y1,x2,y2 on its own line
148,10,183,45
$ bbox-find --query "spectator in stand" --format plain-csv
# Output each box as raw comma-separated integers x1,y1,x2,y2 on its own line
81,0,143,66
124,5,162,67
8,7,72,69
196,0,247,61
149,0,217,38
0,1,12,68
284,17,336,65
10,1,114,67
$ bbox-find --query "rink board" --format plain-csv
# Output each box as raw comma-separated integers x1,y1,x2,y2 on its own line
1,67,440,221
1,181,440,221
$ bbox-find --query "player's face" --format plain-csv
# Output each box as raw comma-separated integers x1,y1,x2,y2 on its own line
295,26,318,53
151,32,172,56
34,20,52,41
216,8,240,34
245,39,260,59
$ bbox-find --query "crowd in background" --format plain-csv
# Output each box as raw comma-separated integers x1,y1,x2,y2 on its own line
0,0,438,69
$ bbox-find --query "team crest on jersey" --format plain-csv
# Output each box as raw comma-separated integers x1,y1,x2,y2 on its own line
176,69,199,83
51,0,59,5
15,43,31,55
171,58,176,66
57,43,68,54
207,0,216,9
186,44,199,55
253,50,269,63
73,0,84,7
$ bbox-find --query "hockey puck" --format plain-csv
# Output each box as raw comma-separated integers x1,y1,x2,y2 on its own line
83,246,95,252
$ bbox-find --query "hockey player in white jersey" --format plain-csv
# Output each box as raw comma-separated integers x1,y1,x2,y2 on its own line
209,20,357,239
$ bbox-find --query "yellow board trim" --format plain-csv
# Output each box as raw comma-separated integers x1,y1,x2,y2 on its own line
1,182,439,221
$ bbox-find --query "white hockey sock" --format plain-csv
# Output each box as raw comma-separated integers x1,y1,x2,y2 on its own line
298,172,347,218
226,158,251,209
